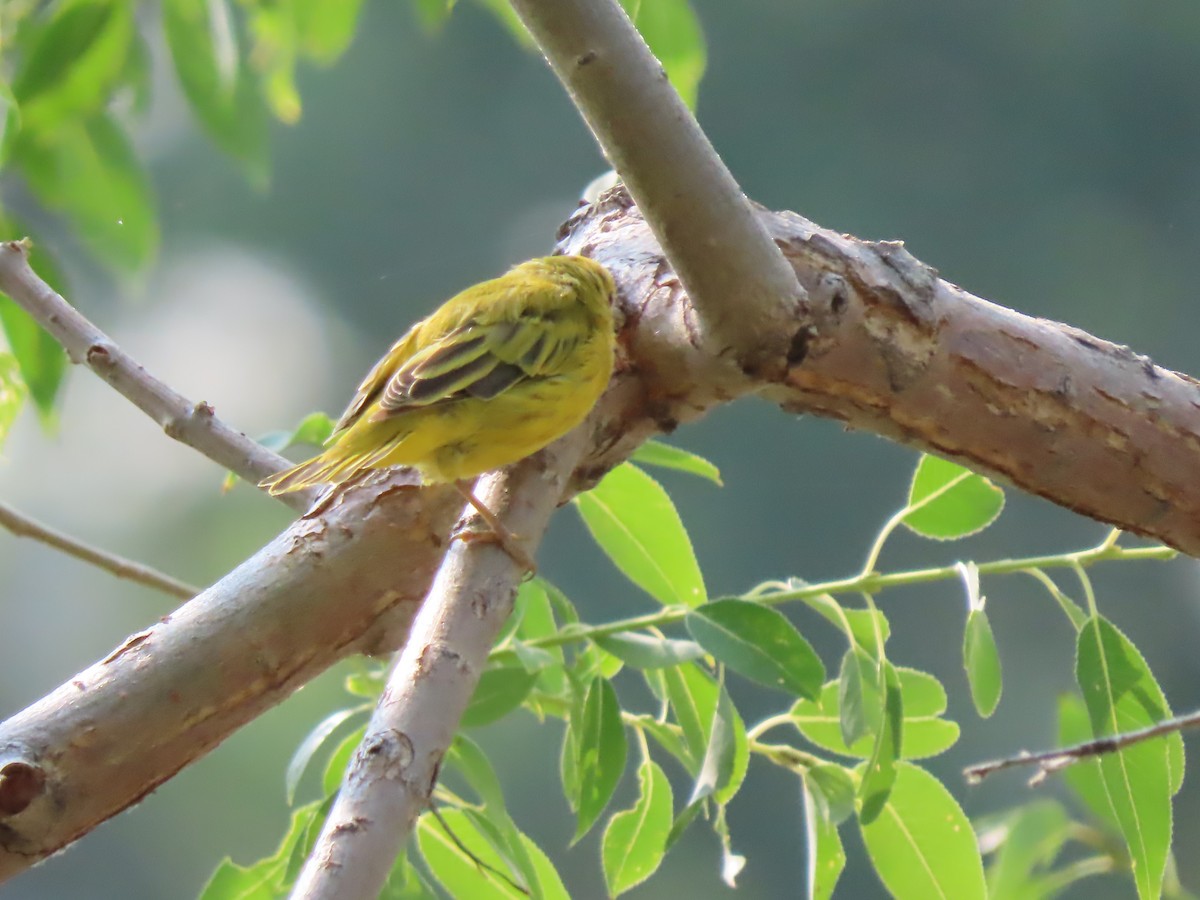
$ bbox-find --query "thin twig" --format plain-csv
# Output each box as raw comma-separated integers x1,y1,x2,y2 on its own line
0,239,314,511
0,499,197,600
964,710,1200,785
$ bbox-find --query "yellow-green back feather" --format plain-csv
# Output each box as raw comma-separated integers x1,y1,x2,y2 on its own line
261,256,616,495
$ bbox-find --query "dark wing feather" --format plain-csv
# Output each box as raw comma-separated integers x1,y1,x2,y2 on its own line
369,308,582,421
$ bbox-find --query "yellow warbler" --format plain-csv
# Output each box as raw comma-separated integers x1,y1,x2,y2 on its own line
261,255,617,564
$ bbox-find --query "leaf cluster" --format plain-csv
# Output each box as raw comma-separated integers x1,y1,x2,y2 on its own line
205,446,1186,900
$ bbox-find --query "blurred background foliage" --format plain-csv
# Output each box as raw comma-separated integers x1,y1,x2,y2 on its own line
1,1,1199,897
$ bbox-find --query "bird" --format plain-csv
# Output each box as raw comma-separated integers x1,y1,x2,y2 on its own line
260,255,617,569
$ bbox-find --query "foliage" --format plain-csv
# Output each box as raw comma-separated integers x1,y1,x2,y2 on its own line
0,2,1190,899
207,451,1184,899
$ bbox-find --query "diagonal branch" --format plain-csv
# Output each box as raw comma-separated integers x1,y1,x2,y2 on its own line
0,498,197,600
0,240,314,511
292,437,586,900
508,0,804,377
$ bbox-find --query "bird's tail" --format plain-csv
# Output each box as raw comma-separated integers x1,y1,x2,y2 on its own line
259,435,407,495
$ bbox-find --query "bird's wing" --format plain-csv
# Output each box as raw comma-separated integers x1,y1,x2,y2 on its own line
370,302,585,420
329,327,421,436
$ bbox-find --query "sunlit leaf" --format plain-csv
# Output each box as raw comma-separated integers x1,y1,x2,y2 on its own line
860,763,986,899
573,677,627,841
1076,615,1175,900
285,706,367,804
602,759,672,896
903,454,1004,540
418,808,569,900
964,609,1002,717
321,726,365,796
802,773,846,900
631,439,722,484
619,0,707,110
793,667,959,761
198,799,324,899
858,661,902,823
575,463,706,606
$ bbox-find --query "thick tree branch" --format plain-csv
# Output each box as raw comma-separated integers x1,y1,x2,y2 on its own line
562,189,1200,555
0,499,197,600
0,474,460,879
293,439,584,900
0,240,314,511
508,0,804,376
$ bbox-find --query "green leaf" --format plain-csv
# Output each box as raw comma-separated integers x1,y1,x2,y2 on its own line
978,800,1072,900
903,454,1004,540
198,799,324,899
418,808,569,900
162,0,269,179
636,715,693,774
1075,615,1175,900
321,726,365,796
14,114,157,271
858,661,903,823
1057,693,1120,832
380,852,439,899
443,736,541,897
687,681,738,807
0,232,69,420
654,663,706,771
0,354,27,447
575,462,706,606
860,763,987,900
594,632,706,669
12,0,135,134
793,666,959,761
0,79,19,167
274,411,335,451
619,0,707,111
602,759,673,896
463,665,538,728
837,645,882,749
573,677,627,841
285,706,367,804
631,439,722,484
686,599,824,698
290,0,368,65
802,774,846,900
806,764,856,826
964,609,1002,717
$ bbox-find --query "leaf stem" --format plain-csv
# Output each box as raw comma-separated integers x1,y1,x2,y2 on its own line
526,541,1174,651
